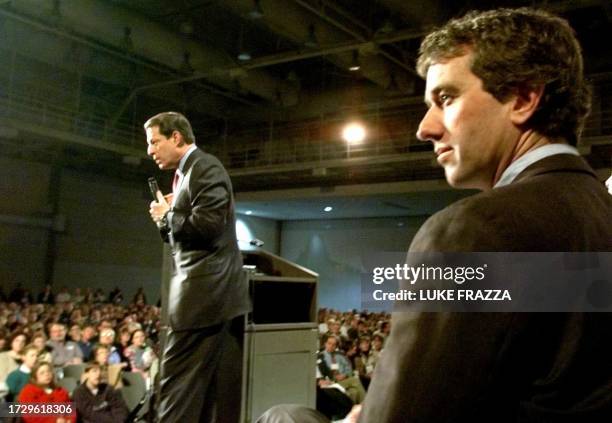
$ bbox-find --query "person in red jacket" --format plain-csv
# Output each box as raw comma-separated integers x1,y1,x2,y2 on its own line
17,361,75,423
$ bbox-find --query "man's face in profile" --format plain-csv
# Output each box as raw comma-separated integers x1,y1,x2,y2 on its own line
606,173,612,195
417,51,518,190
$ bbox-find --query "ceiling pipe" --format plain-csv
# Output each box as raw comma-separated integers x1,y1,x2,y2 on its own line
0,8,265,123
7,0,298,106
290,0,417,76
221,0,417,92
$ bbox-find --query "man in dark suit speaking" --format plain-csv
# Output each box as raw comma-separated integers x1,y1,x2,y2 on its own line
146,111,250,422
258,8,612,423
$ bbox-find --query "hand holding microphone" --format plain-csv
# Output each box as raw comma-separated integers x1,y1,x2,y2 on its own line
148,177,171,227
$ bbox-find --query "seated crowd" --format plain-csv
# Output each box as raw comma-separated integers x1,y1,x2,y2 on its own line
314,308,390,420
0,285,158,422
1,284,390,422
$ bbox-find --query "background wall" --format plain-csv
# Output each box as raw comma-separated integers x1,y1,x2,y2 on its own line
53,169,163,303
0,157,164,303
280,216,427,311
0,156,52,293
235,214,280,255
1,156,430,311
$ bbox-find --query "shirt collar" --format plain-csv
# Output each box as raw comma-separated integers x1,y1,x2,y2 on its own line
19,364,31,373
177,145,197,175
494,143,580,188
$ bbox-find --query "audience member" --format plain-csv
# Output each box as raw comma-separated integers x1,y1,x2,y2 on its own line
37,284,55,304
353,336,374,389
124,329,157,386
55,287,72,304
72,288,85,305
97,328,126,368
78,324,96,361
108,287,123,305
317,334,365,404
72,362,129,423
48,322,83,368
31,331,53,364
18,361,75,423
6,343,39,400
0,331,27,397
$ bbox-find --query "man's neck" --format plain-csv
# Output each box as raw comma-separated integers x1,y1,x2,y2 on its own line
493,130,553,186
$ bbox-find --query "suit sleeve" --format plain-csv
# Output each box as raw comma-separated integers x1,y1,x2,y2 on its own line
167,161,230,244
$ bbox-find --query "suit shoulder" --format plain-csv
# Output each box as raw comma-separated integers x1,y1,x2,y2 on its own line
410,192,511,252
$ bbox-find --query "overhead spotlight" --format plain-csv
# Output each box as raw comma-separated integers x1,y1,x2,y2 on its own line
237,51,252,61
245,210,253,215
349,50,361,71
342,122,366,144
304,24,318,48
248,0,264,19
324,206,333,212
237,25,251,61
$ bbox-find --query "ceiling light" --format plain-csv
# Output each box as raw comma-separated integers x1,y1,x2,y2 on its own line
324,206,333,212
248,0,264,19
342,122,366,144
245,210,253,215
237,52,252,61
349,50,360,71
237,25,251,61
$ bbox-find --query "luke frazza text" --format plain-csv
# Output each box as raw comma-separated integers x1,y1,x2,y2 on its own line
373,289,512,302
372,264,487,285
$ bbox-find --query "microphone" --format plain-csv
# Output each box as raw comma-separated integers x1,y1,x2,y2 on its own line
148,177,160,201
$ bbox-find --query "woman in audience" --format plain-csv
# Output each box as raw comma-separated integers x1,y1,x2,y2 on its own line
93,344,124,388
354,336,374,390
0,332,27,394
124,329,157,386
18,361,75,423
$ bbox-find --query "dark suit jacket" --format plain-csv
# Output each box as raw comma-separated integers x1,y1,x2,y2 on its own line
360,154,612,422
160,147,250,331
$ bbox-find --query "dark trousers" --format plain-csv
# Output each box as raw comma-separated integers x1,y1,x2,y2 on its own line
158,316,244,423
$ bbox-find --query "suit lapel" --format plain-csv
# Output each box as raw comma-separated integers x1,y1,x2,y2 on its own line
172,147,204,206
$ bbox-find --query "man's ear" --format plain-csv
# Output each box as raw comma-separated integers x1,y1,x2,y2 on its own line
172,130,185,147
510,84,544,125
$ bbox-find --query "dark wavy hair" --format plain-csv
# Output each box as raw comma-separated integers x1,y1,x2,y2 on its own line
416,8,591,146
144,111,196,145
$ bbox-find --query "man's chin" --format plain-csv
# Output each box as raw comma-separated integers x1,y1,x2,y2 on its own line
445,169,477,190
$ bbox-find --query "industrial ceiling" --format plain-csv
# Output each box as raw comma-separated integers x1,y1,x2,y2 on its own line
0,0,610,218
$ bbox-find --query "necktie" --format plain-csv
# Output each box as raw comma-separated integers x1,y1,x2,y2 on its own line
172,170,180,193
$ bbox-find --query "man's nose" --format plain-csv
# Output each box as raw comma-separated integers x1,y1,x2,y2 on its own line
147,145,154,156
416,107,443,142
